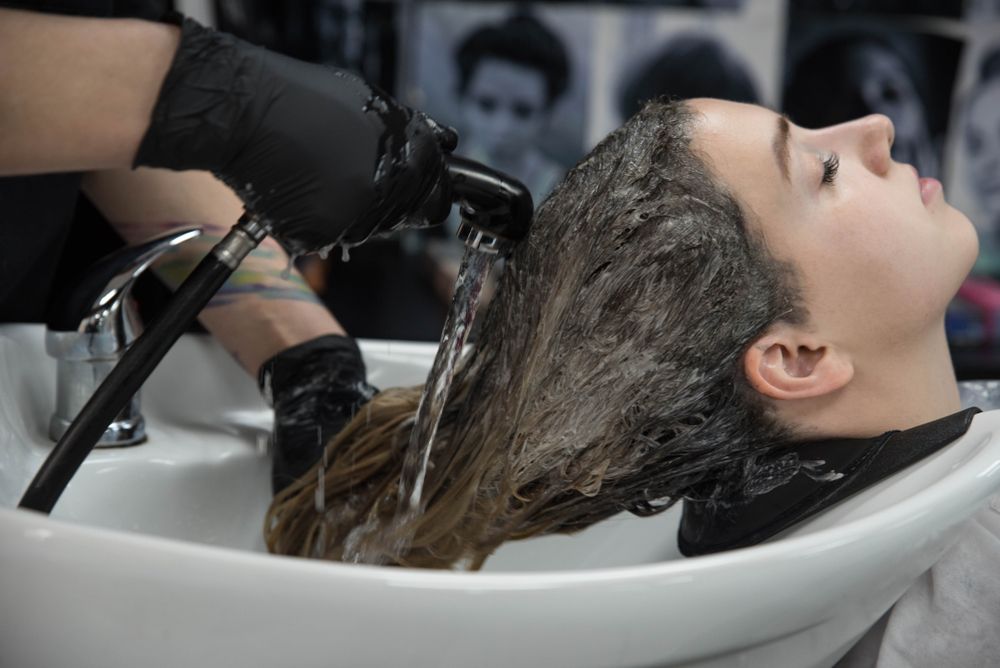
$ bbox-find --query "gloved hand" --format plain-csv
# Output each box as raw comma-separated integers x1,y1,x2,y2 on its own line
258,335,377,494
135,18,457,256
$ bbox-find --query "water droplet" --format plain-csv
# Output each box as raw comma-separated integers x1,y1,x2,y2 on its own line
260,370,273,405
341,245,351,262
318,244,334,261
315,426,327,515
315,468,325,514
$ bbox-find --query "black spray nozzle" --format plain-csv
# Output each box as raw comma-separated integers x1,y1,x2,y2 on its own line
440,156,534,252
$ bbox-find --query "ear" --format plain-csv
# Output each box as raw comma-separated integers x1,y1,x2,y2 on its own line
743,325,854,401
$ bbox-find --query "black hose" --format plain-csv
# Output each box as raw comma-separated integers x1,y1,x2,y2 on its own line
18,220,264,514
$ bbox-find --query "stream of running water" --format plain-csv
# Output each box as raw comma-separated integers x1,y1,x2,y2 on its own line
341,244,496,563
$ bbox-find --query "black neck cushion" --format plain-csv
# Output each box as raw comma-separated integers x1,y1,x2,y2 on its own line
678,407,981,557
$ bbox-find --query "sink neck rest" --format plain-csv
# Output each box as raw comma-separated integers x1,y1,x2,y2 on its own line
677,407,981,556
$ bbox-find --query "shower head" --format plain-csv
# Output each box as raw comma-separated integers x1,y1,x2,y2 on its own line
442,156,534,254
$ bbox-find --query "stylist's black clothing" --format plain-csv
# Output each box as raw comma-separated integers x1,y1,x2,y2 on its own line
0,0,169,322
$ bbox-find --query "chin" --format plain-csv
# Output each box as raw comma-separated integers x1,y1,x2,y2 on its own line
945,205,980,277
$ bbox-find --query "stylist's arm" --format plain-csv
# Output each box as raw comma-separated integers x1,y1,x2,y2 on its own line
0,6,455,492
84,166,376,494
0,8,457,253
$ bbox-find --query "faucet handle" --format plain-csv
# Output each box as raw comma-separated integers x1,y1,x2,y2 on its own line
46,228,203,334
44,227,203,447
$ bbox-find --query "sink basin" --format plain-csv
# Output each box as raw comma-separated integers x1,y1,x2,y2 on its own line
2,323,1000,668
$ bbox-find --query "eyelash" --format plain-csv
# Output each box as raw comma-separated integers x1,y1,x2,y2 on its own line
822,153,840,186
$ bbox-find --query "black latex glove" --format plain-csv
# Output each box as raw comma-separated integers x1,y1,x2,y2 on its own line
258,335,377,494
135,18,457,256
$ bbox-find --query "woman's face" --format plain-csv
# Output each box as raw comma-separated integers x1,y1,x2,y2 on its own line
689,99,977,352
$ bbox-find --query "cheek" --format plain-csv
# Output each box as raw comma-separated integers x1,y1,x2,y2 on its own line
808,204,952,333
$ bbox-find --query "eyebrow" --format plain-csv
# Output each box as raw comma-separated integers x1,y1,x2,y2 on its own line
772,114,791,182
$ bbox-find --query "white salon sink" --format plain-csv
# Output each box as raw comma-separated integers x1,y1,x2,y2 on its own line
2,323,1000,668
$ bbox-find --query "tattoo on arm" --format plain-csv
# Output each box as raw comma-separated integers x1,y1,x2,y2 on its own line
133,221,322,308
155,257,322,306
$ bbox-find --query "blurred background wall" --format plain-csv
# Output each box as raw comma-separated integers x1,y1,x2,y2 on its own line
177,0,1000,375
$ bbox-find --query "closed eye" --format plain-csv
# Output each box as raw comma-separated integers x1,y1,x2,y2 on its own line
822,153,840,186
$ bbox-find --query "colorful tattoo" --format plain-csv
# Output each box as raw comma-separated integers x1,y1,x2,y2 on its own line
146,221,321,308
209,277,322,307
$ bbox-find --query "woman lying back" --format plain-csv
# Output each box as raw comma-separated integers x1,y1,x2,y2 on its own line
265,98,978,569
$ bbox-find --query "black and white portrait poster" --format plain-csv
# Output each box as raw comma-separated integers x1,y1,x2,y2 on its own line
586,0,785,143
946,23,1000,271
782,7,965,183
404,2,593,204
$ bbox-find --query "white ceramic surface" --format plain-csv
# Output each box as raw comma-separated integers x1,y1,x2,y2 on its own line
2,324,1000,668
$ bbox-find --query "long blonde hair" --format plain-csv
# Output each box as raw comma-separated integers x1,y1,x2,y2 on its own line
265,100,803,569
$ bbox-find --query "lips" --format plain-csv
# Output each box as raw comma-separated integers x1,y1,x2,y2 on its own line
919,177,941,206
908,164,941,206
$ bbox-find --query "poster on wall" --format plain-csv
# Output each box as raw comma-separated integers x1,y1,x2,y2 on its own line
966,0,1000,20
945,25,1000,275
214,0,400,91
782,8,964,182
405,0,786,203
404,2,594,205
588,0,785,143
787,0,963,17
543,0,747,7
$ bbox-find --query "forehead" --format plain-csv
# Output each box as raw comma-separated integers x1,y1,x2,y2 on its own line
687,98,792,220
466,58,547,99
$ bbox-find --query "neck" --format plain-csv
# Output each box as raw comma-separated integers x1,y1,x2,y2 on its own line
782,323,961,439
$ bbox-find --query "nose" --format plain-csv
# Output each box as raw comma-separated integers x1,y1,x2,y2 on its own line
815,114,895,176
853,114,895,176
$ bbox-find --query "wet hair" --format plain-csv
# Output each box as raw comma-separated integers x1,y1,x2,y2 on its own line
619,33,759,120
265,99,805,569
453,13,570,108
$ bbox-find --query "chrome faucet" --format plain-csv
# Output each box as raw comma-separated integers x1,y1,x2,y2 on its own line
45,228,202,447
